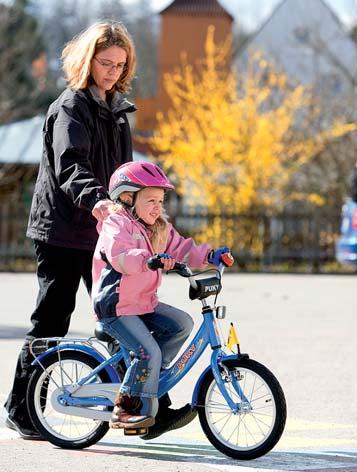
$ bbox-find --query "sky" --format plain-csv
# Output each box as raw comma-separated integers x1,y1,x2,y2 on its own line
149,0,357,31
3,0,356,32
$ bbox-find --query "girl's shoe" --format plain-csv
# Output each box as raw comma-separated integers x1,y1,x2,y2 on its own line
110,394,155,429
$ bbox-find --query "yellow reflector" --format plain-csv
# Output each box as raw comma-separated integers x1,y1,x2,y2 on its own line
227,322,239,351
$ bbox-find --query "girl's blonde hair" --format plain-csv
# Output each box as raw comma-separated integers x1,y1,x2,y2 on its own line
62,21,136,93
148,216,169,253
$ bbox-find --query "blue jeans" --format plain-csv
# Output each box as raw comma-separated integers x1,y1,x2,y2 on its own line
100,302,194,399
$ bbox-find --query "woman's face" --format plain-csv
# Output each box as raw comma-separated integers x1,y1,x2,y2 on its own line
135,188,165,225
91,45,127,100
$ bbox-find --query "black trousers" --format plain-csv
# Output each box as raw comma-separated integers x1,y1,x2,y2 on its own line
5,240,94,427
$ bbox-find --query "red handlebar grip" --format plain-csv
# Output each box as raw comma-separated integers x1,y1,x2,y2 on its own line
221,252,234,267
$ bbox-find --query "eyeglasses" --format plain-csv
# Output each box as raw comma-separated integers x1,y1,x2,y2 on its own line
94,56,126,72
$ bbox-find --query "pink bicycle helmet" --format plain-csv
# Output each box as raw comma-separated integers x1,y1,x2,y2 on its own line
109,161,175,201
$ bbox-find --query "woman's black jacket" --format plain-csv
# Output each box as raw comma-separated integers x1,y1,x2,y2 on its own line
27,87,136,251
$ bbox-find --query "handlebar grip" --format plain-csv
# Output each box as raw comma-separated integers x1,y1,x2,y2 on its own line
147,255,164,270
147,255,188,273
221,252,234,267
173,261,187,271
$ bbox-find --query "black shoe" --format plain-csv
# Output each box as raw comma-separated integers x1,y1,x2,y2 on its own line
140,403,197,440
5,416,43,440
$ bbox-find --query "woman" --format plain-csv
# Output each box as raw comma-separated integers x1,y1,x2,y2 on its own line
5,21,136,439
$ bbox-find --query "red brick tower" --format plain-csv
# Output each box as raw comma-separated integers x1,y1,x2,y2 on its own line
135,0,233,134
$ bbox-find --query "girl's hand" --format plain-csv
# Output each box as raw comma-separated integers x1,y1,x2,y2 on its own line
208,247,231,266
147,253,176,270
160,254,176,271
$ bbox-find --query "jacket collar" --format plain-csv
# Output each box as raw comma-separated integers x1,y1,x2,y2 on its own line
88,85,136,120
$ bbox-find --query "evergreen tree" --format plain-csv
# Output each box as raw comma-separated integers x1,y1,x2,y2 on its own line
0,0,51,123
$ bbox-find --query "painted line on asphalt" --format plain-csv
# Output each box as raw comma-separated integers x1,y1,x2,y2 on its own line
172,416,357,449
207,466,286,472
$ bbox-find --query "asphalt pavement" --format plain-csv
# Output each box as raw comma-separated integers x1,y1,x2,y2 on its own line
0,271,357,471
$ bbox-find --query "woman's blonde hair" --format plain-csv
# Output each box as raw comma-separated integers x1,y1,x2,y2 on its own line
62,21,136,93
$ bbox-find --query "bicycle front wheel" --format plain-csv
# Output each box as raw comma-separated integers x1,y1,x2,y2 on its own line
27,350,112,449
197,358,286,460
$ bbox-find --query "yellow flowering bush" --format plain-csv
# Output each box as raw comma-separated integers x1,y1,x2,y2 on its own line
148,26,356,249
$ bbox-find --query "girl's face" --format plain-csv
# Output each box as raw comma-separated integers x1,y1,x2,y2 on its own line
135,187,165,225
91,45,127,100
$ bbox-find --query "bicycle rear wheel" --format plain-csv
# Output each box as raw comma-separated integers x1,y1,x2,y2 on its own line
197,358,286,460
27,350,112,449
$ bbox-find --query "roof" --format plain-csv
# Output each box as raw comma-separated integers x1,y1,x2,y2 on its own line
0,115,44,165
0,115,148,165
235,0,357,90
160,0,233,20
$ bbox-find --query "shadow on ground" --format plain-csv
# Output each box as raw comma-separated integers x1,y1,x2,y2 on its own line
0,326,29,339
0,325,89,340
79,440,357,470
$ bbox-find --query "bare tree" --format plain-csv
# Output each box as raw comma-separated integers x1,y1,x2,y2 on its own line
96,0,127,23
40,0,94,76
126,0,158,98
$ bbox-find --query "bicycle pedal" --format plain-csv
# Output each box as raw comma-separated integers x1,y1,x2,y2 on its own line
124,427,148,436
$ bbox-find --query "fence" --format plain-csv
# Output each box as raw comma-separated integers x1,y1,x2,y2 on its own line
0,199,343,272
171,211,341,272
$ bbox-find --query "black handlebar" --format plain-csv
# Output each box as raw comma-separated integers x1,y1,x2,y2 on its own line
148,251,234,275
147,255,191,276
147,254,165,270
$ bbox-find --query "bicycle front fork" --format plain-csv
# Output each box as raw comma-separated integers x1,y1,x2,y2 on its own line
210,350,252,414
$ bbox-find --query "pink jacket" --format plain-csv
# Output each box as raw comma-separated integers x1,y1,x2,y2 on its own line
92,209,211,316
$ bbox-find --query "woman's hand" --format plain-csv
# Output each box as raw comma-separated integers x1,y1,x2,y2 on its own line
92,199,117,221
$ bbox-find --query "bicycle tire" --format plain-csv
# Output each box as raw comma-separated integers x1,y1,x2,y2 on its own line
197,358,286,460
27,350,113,449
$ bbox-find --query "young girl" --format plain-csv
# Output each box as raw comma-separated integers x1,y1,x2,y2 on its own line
92,161,229,431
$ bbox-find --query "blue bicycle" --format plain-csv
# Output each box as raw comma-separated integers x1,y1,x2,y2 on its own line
26,255,286,460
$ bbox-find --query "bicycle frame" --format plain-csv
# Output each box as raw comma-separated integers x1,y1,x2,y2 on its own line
31,264,250,417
